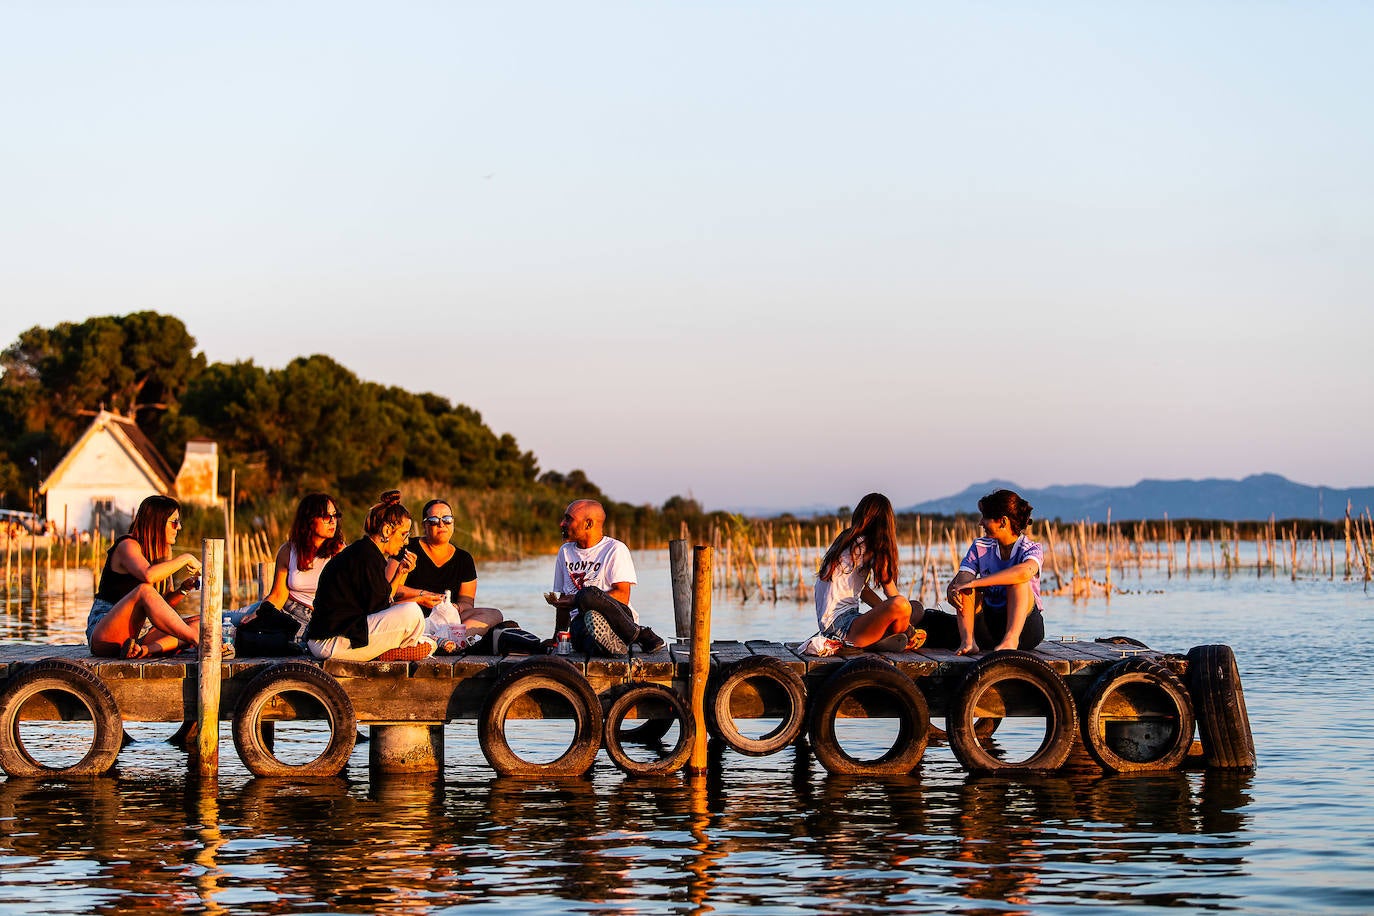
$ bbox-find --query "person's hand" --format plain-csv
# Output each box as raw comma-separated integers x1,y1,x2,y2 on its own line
183,554,202,576
395,549,417,574
416,591,443,609
544,591,575,609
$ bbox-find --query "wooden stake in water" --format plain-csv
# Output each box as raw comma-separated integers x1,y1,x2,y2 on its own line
687,545,713,775
196,538,226,780
669,538,692,639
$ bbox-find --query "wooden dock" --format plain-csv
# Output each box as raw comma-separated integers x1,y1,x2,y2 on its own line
0,636,1251,780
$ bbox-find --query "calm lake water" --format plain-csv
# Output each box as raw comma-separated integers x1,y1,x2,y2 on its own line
2,549,1373,914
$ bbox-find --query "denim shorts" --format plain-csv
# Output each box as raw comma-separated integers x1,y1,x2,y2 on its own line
821,606,864,643
85,598,116,645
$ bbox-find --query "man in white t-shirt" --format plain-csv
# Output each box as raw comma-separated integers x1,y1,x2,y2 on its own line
545,499,665,654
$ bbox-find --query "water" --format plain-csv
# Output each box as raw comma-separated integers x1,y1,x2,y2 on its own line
2,553,1373,913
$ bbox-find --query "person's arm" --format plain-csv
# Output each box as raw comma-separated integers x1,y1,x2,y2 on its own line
454,580,477,617
960,559,1039,591
607,581,632,606
387,549,417,600
116,538,200,587
263,543,293,607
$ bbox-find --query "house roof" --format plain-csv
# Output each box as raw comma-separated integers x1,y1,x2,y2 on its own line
39,409,177,495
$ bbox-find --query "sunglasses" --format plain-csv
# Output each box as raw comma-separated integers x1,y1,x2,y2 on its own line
319,511,342,520
169,519,182,528
423,515,454,526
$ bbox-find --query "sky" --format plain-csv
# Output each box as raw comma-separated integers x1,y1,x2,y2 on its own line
1,2,1371,511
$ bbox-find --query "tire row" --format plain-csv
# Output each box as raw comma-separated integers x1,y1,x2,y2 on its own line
0,646,1256,779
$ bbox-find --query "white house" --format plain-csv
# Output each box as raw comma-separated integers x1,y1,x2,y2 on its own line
39,410,215,534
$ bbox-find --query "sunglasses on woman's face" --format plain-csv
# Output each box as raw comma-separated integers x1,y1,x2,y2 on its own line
423,515,454,526
320,511,342,520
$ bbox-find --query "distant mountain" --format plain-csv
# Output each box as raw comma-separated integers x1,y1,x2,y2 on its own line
901,474,1374,522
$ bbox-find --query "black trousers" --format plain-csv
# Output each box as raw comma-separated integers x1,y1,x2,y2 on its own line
918,606,1044,652
568,586,639,652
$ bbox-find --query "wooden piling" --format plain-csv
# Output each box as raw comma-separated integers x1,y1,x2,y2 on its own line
688,545,713,774
196,538,225,779
669,538,692,639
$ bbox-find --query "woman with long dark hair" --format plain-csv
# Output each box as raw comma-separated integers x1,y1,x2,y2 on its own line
813,493,922,650
927,488,1046,654
86,495,203,659
236,493,345,650
304,490,430,662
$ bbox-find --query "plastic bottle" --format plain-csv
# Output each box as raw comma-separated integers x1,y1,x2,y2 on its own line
555,631,572,655
222,614,235,652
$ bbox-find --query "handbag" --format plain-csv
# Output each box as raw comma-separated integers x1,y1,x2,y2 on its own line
236,600,305,657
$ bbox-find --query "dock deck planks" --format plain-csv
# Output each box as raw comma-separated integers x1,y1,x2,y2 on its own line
0,639,1176,724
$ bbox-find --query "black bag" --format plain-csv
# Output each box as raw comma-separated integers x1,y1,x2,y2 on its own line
235,601,304,657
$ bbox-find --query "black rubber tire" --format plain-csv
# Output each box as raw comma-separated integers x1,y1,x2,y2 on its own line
479,657,603,777
231,662,356,778
1186,644,1256,770
603,683,695,777
807,656,930,776
0,659,123,778
948,650,1077,774
706,655,807,757
1082,657,1195,773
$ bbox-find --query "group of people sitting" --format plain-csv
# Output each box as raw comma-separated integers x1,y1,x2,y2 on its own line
85,486,1043,662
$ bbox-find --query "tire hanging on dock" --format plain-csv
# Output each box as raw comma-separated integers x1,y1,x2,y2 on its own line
0,659,124,778
232,662,357,778
807,655,930,776
479,657,603,777
603,683,695,777
1186,644,1256,770
1081,657,1195,773
947,650,1077,775
705,655,807,757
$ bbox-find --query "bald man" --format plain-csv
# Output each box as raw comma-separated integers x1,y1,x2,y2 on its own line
545,499,665,654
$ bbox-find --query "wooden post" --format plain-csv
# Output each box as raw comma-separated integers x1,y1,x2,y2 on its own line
196,538,225,779
687,545,713,775
256,561,270,601
669,539,692,639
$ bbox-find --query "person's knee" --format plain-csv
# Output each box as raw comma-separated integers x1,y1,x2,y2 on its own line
889,595,912,620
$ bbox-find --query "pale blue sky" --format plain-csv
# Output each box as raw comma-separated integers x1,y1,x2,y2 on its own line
2,2,1370,510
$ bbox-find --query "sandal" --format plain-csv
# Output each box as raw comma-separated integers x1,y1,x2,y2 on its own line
906,627,928,651
121,638,149,660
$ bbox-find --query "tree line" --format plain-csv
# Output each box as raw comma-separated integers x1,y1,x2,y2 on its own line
0,311,712,551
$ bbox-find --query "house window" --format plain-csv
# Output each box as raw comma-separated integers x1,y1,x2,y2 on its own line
92,497,114,515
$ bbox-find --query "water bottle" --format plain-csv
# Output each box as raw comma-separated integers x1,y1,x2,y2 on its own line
555,631,572,655
222,614,235,653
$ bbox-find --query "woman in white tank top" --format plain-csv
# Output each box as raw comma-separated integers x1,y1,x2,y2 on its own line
240,493,345,640
814,493,923,650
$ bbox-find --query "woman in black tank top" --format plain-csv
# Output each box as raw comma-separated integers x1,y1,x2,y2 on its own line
87,495,204,659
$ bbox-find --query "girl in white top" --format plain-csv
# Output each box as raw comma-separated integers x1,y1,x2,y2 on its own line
814,493,921,649
239,493,344,638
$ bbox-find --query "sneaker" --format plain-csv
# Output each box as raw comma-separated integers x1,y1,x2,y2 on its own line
634,626,666,652
377,640,435,662
584,610,629,655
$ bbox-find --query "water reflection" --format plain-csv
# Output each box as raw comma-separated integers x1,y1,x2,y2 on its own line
0,760,1260,914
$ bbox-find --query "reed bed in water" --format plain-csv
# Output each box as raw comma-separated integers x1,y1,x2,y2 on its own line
6,503,1374,604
